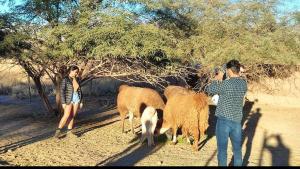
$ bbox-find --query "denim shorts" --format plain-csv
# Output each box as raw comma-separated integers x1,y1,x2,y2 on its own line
71,91,80,104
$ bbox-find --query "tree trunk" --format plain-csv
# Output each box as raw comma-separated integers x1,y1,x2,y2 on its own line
32,77,56,116
18,59,56,116
55,75,63,115
28,75,31,103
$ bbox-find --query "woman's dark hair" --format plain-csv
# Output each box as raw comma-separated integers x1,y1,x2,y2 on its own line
67,65,79,75
226,59,241,74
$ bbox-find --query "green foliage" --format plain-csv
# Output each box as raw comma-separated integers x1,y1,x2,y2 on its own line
1,0,299,115
2,0,300,70
39,5,179,61
292,11,300,26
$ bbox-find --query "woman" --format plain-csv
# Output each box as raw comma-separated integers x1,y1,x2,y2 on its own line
54,65,83,138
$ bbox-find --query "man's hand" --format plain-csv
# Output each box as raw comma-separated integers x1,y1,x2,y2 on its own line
215,71,224,80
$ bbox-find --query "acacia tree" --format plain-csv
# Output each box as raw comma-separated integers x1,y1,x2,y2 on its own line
0,0,80,115
1,0,194,115
1,0,299,115
37,0,194,113
0,13,57,114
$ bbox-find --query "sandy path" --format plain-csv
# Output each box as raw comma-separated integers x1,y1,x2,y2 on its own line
0,86,299,166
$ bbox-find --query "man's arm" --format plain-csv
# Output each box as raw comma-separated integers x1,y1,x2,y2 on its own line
205,71,225,95
206,80,224,95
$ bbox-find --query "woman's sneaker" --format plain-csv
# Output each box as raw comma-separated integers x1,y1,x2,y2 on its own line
54,129,62,138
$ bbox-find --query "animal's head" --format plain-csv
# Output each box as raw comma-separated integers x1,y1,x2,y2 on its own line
154,118,171,136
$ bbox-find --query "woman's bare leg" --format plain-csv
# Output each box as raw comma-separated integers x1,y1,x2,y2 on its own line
58,104,73,129
67,103,79,130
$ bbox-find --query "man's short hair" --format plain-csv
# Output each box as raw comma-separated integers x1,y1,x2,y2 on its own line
226,59,240,74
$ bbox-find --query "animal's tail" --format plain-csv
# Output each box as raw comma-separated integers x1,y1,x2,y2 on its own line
203,104,209,131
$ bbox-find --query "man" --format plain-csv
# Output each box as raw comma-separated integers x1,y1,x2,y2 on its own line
206,59,247,166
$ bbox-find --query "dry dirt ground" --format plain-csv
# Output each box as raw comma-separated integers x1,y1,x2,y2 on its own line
0,73,299,166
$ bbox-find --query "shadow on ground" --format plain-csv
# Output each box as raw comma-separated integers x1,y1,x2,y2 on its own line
258,132,290,166
0,96,119,154
97,134,169,166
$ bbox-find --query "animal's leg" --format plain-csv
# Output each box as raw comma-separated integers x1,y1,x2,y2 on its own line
147,129,152,147
140,121,147,144
182,127,186,138
204,107,209,136
129,111,135,134
171,127,178,145
183,127,191,144
120,111,126,133
200,122,206,138
151,134,155,146
151,115,157,146
192,127,200,151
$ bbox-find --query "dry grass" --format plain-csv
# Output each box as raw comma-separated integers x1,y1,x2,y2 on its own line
1,59,299,99
248,72,300,96
0,61,122,98
0,62,54,98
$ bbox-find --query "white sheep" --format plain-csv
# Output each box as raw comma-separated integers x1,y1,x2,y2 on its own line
140,106,158,147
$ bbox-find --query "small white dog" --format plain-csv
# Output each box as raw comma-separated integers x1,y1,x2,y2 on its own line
140,106,158,147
